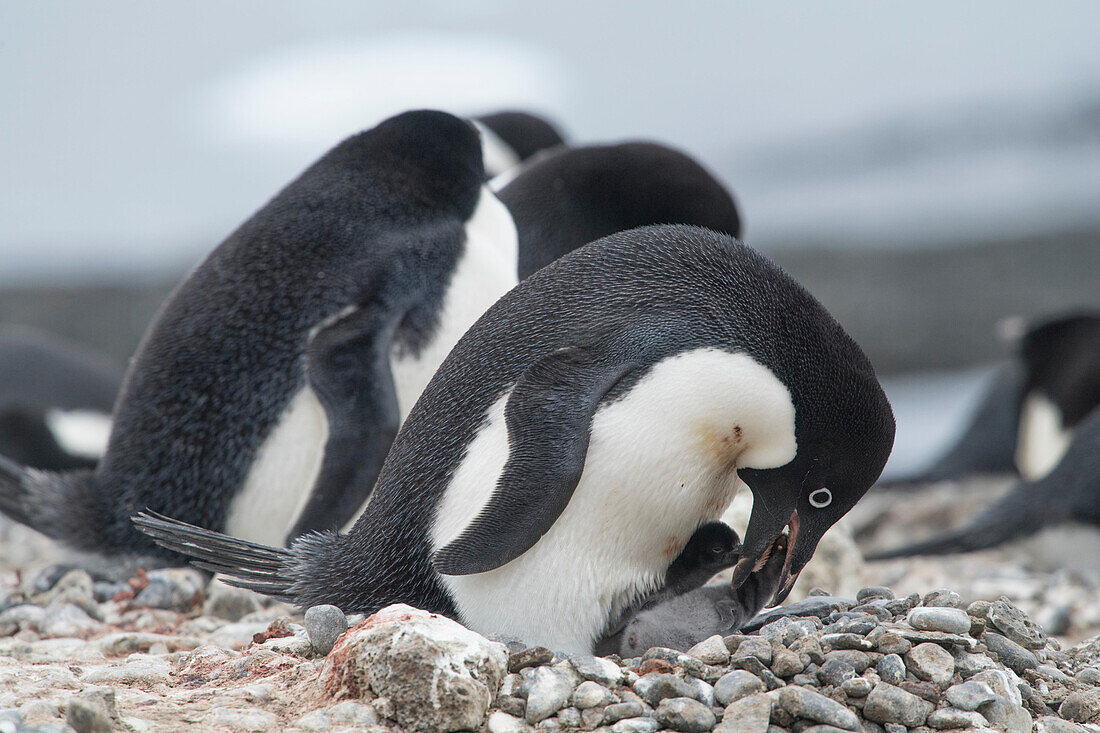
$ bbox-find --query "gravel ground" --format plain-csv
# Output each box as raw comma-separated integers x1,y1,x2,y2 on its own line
1,476,1099,732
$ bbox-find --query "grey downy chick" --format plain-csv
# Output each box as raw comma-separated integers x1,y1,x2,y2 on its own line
615,533,788,656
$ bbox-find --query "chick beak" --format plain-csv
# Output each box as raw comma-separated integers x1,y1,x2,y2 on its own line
771,510,801,605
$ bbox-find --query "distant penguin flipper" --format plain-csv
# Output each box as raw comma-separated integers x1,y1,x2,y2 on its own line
0,452,34,526
287,307,402,541
132,511,297,602
433,345,637,576
0,452,104,549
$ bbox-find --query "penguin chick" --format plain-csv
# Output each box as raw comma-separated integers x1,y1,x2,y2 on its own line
868,405,1100,559
616,534,788,656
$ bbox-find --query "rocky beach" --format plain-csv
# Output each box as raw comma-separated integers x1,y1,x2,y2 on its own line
1,474,1099,732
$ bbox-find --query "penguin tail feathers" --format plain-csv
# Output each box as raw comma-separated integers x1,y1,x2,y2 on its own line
132,511,299,603
0,452,104,550
866,483,1051,560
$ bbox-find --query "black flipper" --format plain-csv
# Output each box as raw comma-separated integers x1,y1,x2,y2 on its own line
0,452,104,551
133,511,298,602
432,345,637,575
286,307,402,541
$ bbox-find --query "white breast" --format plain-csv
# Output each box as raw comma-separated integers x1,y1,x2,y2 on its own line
432,348,797,654
389,187,519,421
225,386,329,545
1015,391,1073,480
45,408,112,460
472,121,522,179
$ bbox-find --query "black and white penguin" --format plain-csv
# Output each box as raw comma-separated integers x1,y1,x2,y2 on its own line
134,225,895,654
1014,312,1100,480
867,405,1100,559
0,110,516,554
496,141,742,278
473,110,565,178
0,327,122,470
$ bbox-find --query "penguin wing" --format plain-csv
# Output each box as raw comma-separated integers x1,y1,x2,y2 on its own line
286,307,401,541
432,344,637,575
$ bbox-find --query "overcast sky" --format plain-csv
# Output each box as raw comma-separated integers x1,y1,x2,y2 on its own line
3,1,1100,283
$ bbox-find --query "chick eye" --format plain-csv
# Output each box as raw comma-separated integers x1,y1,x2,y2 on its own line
808,488,832,508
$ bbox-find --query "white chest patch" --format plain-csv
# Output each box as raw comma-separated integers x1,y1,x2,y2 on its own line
472,121,522,179
389,187,519,420
44,409,112,460
432,348,797,654
225,386,329,545
1015,391,1073,480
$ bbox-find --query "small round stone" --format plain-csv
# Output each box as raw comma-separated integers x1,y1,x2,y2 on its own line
304,604,348,656
863,683,934,727
655,697,716,733
904,643,954,686
857,587,895,603
921,589,962,608
713,670,765,707
983,633,1039,675
906,607,971,635
945,680,997,711
572,680,614,710
841,678,873,697
772,686,860,731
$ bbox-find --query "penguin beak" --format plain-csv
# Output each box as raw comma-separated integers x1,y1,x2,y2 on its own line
731,510,801,606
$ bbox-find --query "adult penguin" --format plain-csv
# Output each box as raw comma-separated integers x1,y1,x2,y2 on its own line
496,141,742,278
0,327,122,470
135,224,895,654
473,110,565,178
0,110,513,555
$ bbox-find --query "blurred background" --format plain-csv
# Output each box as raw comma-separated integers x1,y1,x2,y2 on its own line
2,0,1099,478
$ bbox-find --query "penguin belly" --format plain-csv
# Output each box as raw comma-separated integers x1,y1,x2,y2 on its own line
1016,392,1074,480
225,387,329,545
432,349,797,654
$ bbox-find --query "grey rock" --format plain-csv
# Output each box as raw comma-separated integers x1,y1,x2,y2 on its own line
635,673,702,706
921,589,962,608
817,659,856,687
688,636,730,666
733,638,773,665
525,668,575,724
983,632,1039,675
655,697,716,733
498,695,526,718
574,681,616,710
682,677,715,708
1036,715,1089,733
988,597,1046,650
944,680,997,711
301,604,346,656
65,688,120,733
825,650,871,673
863,683,934,727
871,633,911,656
558,707,582,728
1059,690,1100,724
951,648,996,678
486,633,529,654
875,655,905,686
742,597,855,631
205,707,278,730
203,582,263,622
882,724,905,733
510,646,554,672
713,670,765,707
770,686,860,731
536,717,562,733
926,707,988,729
572,656,622,686
979,696,1033,733
906,608,971,635
821,633,873,651
841,619,878,635
719,694,771,733
134,568,205,611
904,643,954,686
969,670,1022,706
856,588,894,603
966,600,992,619
771,648,805,678
841,678,873,697
1075,666,1100,685
612,718,661,733
581,707,606,730
92,581,130,603
603,703,646,724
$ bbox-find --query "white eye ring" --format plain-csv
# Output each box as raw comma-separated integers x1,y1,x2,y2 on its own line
809,488,832,508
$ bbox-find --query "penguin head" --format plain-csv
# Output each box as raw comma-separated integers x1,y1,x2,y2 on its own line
735,365,895,606
1019,312,1100,427
675,521,742,571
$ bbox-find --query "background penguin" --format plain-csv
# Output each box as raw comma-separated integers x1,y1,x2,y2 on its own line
134,224,895,655
594,521,742,656
473,110,565,178
0,109,513,557
496,141,742,278
614,533,788,656
867,405,1100,559
0,327,122,470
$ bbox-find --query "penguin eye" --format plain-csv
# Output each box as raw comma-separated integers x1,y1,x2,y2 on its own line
808,488,832,509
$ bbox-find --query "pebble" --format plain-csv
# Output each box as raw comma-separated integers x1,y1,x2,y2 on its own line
203,583,263,622
488,710,532,733
841,678,873,697
134,569,205,612
856,588,895,603
573,680,615,709
921,589,962,608
603,702,646,724
983,632,1039,675
770,648,804,677
634,673,702,706
524,667,574,723
687,635,730,665
303,604,347,656
612,717,661,733
713,670,765,706
970,670,1023,706
863,683,934,727
825,650,870,673
771,686,860,731
1058,690,1100,723
817,658,855,687
906,607,971,635
655,697,716,733
572,656,622,686
944,680,997,711
733,637,773,665
742,597,854,630
717,693,771,733
1036,716,1089,733
557,707,582,728
510,647,555,673
979,696,1033,733
871,632,911,656
875,655,905,686
988,597,1047,650
926,707,988,729
904,642,955,686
